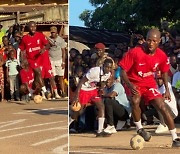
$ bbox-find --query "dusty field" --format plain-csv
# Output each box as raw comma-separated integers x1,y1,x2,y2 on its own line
0,99,68,154
70,124,180,154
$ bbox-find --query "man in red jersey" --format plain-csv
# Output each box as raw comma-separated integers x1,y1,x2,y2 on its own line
119,29,180,147
19,21,51,99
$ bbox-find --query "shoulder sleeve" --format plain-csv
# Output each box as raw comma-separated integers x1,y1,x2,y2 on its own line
118,49,135,72
159,50,170,73
40,33,49,45
86,67,99,81
59,37,66,48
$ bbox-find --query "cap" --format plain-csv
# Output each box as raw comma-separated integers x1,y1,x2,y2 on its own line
50,26,57,33
95,43,105,49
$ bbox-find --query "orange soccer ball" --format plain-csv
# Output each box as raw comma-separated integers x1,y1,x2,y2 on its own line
70,101,81,112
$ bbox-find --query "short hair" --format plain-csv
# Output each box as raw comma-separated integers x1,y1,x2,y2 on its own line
104,58,113,65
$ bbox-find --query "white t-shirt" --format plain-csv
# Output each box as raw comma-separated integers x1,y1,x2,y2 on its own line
81,67,111,91
158,82,178,116
172,71,180,89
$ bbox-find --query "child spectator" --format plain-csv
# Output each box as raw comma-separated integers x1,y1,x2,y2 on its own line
20,60,35,102
5,50,20,101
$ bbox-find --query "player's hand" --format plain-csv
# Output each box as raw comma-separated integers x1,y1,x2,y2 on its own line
164,90,171,101
128,83,140,96
71,97,79,106
39,48,45,54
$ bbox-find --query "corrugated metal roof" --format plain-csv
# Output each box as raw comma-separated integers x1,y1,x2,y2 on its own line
69,26,130,45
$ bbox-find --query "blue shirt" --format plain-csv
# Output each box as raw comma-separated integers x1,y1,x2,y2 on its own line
105,82,131,114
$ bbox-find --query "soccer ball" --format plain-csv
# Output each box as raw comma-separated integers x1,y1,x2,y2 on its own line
70,101,81,112
130,135,145,150
34,95,43,104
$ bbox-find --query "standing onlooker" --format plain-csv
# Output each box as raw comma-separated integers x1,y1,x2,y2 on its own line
48,26,67,98
5,50,20,101
0,24,6,48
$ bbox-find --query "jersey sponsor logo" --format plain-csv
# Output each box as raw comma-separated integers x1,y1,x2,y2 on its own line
139,63,145,66
138,71,153,77
31,46,41,51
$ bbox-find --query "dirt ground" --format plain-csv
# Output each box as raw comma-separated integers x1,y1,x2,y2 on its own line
69,124,180,154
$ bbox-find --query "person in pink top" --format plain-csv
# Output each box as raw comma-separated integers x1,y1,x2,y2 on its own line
119,28,180,147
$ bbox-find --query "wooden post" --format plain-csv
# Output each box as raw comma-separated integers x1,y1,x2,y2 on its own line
16,11,20,23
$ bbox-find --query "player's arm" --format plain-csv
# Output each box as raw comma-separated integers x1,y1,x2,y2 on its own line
72,76,88,103
121,69,139,95
162,72,171,100
61,47,66,69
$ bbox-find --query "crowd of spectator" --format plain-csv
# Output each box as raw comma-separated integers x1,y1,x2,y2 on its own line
69,21,180,136
0,22,68,102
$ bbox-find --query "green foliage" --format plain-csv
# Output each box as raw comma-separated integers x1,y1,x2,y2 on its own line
79,0,180,34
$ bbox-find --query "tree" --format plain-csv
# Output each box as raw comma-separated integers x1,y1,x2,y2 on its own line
79,0,180,34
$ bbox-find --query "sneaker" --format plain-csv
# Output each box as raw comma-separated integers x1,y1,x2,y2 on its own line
104,125,117,134
45,91,52,100
55,94,61,99
137,128,151,141
61,93,68,98
96,131,112,137
116,121,126,131
155,124,169,134
172,138,180,147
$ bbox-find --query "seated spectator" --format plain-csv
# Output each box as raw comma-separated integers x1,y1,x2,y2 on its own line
102,76,131,134
155,71,178,133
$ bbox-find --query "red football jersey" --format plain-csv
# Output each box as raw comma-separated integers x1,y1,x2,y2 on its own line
119,46,169,87
19,32,48,60
20,68,34,88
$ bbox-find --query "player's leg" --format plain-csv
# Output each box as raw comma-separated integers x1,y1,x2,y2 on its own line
151,98,180,147
49,76,61,99
94,100,111,137
131,95,151,141
34,67,51,99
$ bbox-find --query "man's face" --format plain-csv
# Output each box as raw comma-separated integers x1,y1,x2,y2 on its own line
51,32,57,38
103,62,113,74
146,35,160,53
156,78,163,87
28,23,36,34
96,48,104,57
106,77,114,88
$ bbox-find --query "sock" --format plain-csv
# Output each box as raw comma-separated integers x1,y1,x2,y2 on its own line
54,89,58,95
98,117,105,133
134,120,143,131
170,128,178,140
41,86,47,93
69,117,75,126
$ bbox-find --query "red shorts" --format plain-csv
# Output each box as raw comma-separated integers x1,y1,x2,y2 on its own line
137,85,162,105
41,65,53,79
79,89,101,105
28,59,41,69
